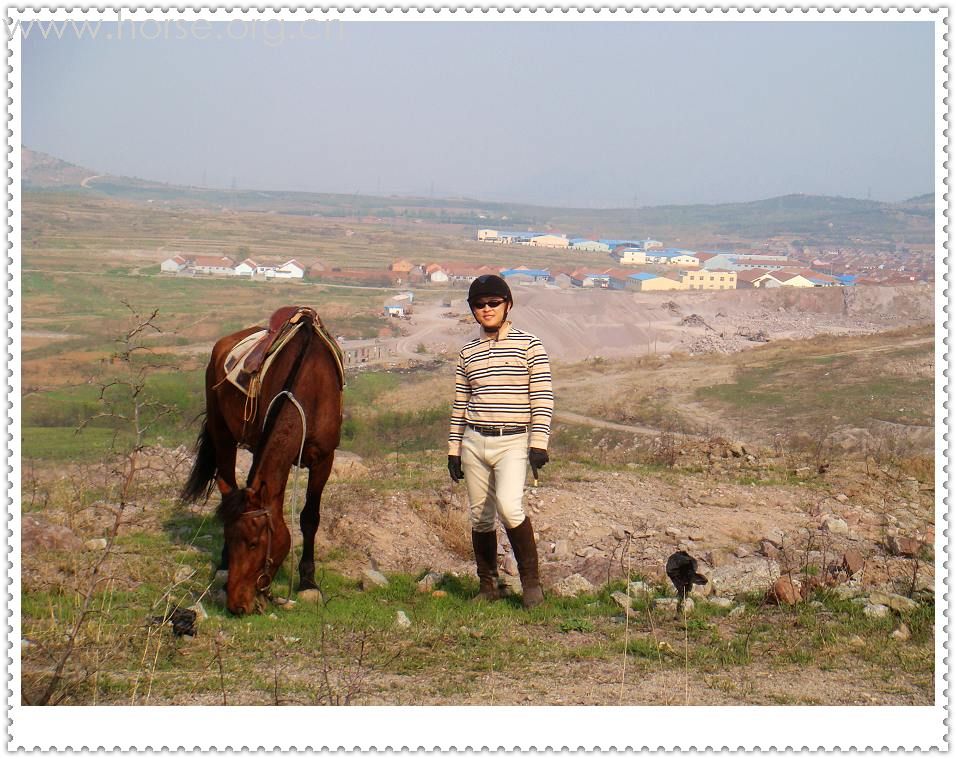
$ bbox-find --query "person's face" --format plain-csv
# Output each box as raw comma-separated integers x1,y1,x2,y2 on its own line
471,297,508,330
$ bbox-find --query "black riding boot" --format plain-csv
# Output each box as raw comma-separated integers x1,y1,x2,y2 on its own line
506,517,544,608
472,529,501,601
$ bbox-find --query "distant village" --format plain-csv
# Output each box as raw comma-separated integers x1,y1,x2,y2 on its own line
159,224,931,321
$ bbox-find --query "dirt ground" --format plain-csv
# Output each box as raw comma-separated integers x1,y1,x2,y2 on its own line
396,283,933,364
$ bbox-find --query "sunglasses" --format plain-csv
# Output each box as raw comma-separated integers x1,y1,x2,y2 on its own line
472,299,506,309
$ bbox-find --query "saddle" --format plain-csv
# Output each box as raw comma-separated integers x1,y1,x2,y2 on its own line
222,306,345,403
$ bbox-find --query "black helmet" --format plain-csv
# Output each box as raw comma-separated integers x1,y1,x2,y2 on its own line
468,274,512,305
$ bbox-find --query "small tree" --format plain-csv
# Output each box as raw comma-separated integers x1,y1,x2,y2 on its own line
27,302,174,705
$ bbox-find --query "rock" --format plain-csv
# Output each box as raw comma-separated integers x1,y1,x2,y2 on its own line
297,589,322,603
215,569,229,586
501,555,518,576
728,605,746,618
189,601,208,621
627,580,652,596
891,624,911,642
848,635,866,648
729,442,745,458
656,597,694,613
551,539,571,559
886,536,922,557
821,516,849,535
21,515,83,552
868,591,918,613
706,549,734,568
610,591,633,611
769,577,802,605
833,584,864,600
361,569,389,589
395,611,412,629
863,603,890,619
416,572,443,593
734,545,751,559
759,541,781,560
664,527,682,539
842,550,865,576
707,597,734,609
709,557,781,597
84,538,108,551
552,573,595,598
611,525,629,541
174,566,195,584
574,554,628,586
761,529,784,548
431,590,447,599
835,493,849,503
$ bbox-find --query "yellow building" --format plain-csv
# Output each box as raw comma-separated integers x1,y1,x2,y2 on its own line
529,234,569,248
628,273,684,291
679,269,738,290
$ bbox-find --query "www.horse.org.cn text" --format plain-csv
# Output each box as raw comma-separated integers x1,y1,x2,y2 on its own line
7,16,346,46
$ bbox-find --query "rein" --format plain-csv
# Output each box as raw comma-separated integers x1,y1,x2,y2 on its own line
241,319,314,595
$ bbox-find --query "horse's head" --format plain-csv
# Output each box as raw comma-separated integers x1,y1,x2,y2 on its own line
215,478,291,615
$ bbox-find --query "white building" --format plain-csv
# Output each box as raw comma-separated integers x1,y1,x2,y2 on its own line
160,255,187,273
273,259,306,279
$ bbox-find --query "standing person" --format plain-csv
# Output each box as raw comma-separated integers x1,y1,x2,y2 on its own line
447,274,554,608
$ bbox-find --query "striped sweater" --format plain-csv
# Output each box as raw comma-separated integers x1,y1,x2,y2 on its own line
448,322,554,455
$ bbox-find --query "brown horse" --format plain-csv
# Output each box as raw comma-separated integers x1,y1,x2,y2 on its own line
181,307,343,615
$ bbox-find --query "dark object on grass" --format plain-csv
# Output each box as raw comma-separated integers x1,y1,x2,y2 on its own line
152,608,198,637
665,550,708,617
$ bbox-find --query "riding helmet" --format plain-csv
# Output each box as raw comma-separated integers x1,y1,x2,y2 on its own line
467,274,512,305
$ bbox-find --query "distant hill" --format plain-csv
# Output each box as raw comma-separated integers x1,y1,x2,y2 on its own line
21,147,934,246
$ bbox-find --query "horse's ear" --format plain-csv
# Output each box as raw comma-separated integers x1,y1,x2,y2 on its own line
216,477,232,496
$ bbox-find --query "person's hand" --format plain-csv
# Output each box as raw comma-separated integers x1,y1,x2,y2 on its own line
528,448,549,477
448,455,464,482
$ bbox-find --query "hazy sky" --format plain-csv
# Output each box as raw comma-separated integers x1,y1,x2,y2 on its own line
22,19,936,208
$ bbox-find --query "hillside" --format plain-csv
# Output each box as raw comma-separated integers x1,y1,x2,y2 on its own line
21,148,934,247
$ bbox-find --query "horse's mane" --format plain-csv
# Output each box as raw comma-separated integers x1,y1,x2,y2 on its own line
216,488,249,525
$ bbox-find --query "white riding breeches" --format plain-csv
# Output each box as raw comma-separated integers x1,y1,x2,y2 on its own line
460,426,529,532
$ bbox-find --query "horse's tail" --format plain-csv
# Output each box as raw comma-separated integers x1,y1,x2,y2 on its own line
180,419,217,504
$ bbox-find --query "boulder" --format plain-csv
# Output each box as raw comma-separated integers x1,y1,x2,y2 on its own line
709,557,781,597
891,623,911,642
361,569,389,589
21,515,82,552
842,549,865,576
416,572,443,593
656,597,694,613
863,603,890,619
610,591,633,611
552,573,595,598
84,538,108,551
821,516,849,535
298,589,322,603
886,536,922,557
868,590,918,613
395,611,412,629
769,577,802,605
707,597,734,609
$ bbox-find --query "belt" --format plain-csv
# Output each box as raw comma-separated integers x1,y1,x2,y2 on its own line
468,423,528,437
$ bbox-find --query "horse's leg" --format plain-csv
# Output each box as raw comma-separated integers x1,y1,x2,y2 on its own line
298,453,335,590
208,410,239,572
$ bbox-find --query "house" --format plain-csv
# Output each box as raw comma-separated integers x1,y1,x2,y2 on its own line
626,272,683,291
529,234,569,249
477,229,499,241
772,270,817,288
191,256,236,275
425,263,449,283
274,259,306,279
736,269,781,289
501,268,550,283
384,303,406,318
234,258,258,277
160,255,187,273
679,269,737,290
569,238,610,253
618,248,646,265
645,249,700,267
390,259,414,274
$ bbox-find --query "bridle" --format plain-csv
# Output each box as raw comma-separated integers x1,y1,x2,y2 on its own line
239,506,275,593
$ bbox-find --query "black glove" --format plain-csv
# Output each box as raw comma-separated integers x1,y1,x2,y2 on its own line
528,448,549,477
448,455,464,482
